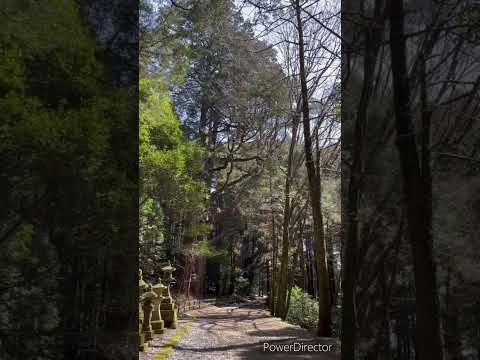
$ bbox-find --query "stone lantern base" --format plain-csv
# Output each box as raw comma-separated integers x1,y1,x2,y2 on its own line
143,326,154,342
160,298,178,329
139,331,148,351
152,319,165,334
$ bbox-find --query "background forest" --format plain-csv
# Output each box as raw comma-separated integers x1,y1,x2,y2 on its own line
139,0,342,336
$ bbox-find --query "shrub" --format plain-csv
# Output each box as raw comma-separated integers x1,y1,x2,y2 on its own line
286,286,319,330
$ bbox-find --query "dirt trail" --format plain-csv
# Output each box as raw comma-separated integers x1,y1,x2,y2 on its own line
141,302,340,360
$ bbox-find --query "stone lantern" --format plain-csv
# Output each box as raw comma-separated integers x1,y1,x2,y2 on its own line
139,269,148,351
151,278,166,334
160,261,178,329
141,284,158,341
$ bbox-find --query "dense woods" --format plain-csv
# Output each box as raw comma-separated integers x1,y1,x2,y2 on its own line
342,0,480,358
0,1,138,359
139,0,341,337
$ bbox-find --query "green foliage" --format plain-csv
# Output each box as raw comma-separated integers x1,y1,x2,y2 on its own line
139,12,209,273
140,197,164,243
189,223,214,237
322,178,341,224
286,286,320,330
211,248,231,265
0,226,61,357
140,0,189,81
190,239,217,257
0,225,60,323
140,79,206,201
139,78,207,243
236,274,250,292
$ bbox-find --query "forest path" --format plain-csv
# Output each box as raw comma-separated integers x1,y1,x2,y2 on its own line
142,301,340,360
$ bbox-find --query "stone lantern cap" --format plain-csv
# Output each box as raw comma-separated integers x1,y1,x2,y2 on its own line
153,282,167,290
161,262,176,273
142,284,158,301
139,269,148,290
142,291,157,301
139,279,148,290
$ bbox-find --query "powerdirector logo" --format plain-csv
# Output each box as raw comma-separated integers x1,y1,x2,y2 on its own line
263,342,333,353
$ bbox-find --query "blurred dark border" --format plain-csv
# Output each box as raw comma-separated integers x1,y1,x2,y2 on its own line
0,1,138,359
341,0,480,358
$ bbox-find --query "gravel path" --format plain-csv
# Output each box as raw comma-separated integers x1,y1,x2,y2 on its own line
162,302,340,360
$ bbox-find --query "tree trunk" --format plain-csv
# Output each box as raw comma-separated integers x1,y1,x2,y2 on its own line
325,221,337,306
266,260,270,299
229,241,235,295
389,2,444,359
276,113,299,319
269,176,278,313
294,0,331,337
305,235,315,297
285,245,299,320
298,220,306,291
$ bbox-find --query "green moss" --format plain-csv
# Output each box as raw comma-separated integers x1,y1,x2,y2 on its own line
152,318,194,360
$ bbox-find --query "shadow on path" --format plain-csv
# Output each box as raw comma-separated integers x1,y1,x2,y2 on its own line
164,302,340,360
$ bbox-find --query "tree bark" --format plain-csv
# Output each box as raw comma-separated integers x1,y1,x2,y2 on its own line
298,220,306,291
325,221,337,306
266,260,270,298
389,2,444,359
276,113,299,319
294,0,331,336
285,245,299,319
269,176,278,314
